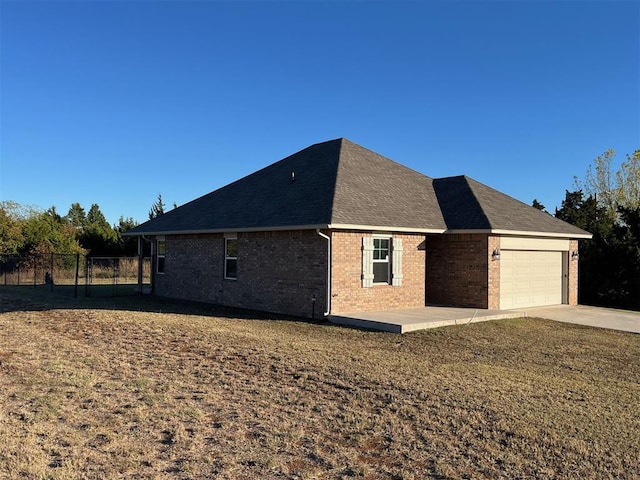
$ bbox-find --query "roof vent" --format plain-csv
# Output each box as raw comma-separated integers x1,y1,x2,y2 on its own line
291,171,295,183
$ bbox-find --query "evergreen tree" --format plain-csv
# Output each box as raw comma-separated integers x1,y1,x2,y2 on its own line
531,199,546,211
81,204,118,256
66,202,86,230
149,194,165,220
115,216,139,256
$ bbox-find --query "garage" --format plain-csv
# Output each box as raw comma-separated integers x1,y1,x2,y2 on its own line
499,242,567,309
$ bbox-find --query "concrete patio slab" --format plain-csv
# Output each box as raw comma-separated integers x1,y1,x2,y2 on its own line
330,304,640,334
522,305,640,334
330,306,526,333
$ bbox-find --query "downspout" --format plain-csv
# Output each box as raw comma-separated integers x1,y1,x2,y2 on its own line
316,229,331,316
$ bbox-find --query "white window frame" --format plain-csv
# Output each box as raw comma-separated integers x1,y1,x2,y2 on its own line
372,236,391,285
224,234,237,280
156,237,166,274
362,235,403,288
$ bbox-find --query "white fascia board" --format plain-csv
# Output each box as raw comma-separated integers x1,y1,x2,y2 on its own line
122,224,330,237
445,229,592,239
124,223,448,237
328,223,446,234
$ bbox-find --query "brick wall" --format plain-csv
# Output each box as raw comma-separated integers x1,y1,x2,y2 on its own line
155,230,328,319
487,235,501,309
568,239,579,305
330,231,426,314
425,233,491,308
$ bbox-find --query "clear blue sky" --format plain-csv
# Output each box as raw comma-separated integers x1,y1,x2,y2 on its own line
1,0,638,225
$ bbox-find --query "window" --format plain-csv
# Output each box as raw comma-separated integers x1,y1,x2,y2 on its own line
225,238,237,279
362,236,403,288
373,238,390,284
156,239,166,274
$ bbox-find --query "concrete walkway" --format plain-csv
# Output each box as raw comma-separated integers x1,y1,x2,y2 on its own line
330,304,640,334
523,305,640,334
330,306,526,333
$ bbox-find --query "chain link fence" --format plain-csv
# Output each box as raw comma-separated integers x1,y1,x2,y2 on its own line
0,254,151,297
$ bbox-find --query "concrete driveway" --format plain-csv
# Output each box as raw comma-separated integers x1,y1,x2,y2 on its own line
523,305,640,334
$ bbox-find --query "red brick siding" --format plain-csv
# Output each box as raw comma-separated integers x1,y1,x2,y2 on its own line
155,230,328,318
425,233,490,308
330,231,426,314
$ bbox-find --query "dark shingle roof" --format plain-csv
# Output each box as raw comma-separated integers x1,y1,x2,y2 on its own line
331,140,446,230
433,176,590,236
128,139,342,235
128,138,448,235
127,138,589,238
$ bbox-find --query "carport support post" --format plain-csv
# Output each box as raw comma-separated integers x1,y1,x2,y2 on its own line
150,238,156,295
137,236,143,295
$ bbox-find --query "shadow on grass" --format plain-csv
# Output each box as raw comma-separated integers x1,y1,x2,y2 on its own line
0,285,329,326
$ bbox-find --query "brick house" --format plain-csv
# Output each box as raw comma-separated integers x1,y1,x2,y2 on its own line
126,138,591,318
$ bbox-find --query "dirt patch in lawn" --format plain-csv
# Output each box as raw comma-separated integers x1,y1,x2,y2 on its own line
1,287,639,479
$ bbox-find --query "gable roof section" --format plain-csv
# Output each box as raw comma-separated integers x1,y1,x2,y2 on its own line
433,176,591,238
127,138,447,236
331,140,446,231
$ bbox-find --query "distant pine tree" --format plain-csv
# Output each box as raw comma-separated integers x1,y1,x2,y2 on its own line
531,199,546,211
149,194,165,220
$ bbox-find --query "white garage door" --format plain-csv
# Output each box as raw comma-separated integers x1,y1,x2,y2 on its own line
500,250,564,309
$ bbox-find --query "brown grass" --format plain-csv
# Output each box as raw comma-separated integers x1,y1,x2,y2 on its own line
1,287,639,479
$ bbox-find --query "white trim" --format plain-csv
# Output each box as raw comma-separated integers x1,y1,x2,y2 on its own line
331,224,445,234
127,226,590,239
125,223,446,237
372,236,391,285
445,229,592,239
123,224,330,237
156,238,166,275
224,237,238,280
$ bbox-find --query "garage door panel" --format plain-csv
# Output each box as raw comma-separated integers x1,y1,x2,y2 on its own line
500,250,564,309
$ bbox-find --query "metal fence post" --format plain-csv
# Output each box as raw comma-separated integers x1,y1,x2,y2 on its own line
50,253,54,292
74,254,80,298
85,258,90,298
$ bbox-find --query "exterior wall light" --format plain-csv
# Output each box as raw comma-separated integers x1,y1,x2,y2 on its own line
492,249,501,261
571,251,579,260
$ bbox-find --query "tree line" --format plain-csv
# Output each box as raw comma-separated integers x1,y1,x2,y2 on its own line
552,149,639,311
1,152,638,310
0,201,141,257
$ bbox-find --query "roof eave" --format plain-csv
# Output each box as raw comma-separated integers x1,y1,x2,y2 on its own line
328,223,445,234
445,229,593,239
123,224,332,237
124,223,448,237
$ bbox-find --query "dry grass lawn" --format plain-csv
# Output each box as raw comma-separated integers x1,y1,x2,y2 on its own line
1,287,639,479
